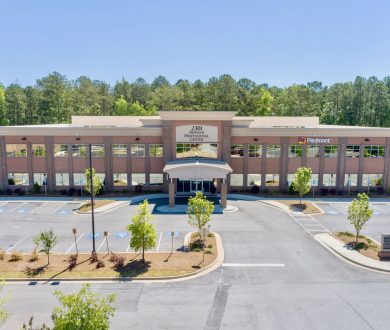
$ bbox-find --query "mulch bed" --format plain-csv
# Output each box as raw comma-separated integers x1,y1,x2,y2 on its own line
334,232,380,260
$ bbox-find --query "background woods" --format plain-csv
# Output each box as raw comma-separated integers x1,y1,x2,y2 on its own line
1,73,390,127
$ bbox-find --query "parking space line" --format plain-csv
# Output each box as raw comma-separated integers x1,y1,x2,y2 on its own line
222,263,285,267
126,244,131,252
7,202,27,214
51,202,67,214
96,238,107,253
6,235,30,252
65,234,84,254
156,232,163,252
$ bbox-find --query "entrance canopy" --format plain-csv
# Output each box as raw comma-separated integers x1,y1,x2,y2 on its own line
163,159,232,180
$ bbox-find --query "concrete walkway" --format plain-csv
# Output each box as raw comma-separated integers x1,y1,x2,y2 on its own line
76,200,129,214
315,232,390,273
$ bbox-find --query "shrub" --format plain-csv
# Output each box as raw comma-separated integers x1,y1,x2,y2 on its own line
68,254,78,270
29,249,39,262
96,260,105,269
109,254,125,270
207,244,213,249
207,233,214,238
67,187,76,196
8,178,15,185
14,188,25,196
288,183,296,195
60,189,68,195
205,250,212,254
33,182,41,194
135,184,143,193
320,188,328,196
376,186,384,195
193,247,201,252
250,185,260,194
329,188,337,195
0,249,5,260
262,188,269,194
5,188,12,195
9,251,23,262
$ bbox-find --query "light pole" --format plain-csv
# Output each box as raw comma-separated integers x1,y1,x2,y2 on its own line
89,144,96,256
104,231,110,254
170,231,175,253
72,228,78,255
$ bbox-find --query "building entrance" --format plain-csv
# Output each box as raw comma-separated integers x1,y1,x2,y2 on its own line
177,179,215,194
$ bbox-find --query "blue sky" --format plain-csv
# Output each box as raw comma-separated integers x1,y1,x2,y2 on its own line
1,0,389,87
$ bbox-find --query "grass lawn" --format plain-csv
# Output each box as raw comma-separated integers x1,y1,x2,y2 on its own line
278,200,322,214
334,231,380,260
78,200,114,213
0,235,217,279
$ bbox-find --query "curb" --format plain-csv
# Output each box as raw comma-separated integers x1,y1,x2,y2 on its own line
2,232,224,283
314,233,390,274
75,201,129,215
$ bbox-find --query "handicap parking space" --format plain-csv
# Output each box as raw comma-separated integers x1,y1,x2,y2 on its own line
0,201,78,216
316,202,390,216
55,203,81,216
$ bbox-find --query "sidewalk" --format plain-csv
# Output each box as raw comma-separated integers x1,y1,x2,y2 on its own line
75,201,129,214
315,232,390,273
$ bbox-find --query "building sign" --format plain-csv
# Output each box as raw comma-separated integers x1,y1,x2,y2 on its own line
381,234,390,251
176,125,218,142
298,137,331,144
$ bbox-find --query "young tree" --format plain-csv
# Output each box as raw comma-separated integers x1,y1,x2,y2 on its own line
33,229,57,265
347,193,374,245
187,192,215,240
52,284,116,330
127,200,157,262
292,167,312,204
85,168,103,199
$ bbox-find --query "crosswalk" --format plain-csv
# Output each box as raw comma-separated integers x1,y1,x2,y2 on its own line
290,213,329,236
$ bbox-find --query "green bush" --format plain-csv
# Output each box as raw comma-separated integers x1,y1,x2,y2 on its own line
33,182,41,194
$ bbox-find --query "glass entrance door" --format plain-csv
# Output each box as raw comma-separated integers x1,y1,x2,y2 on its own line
191,180,202,192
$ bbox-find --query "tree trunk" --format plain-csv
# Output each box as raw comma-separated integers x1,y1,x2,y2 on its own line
355,231,359,246
47,253,50,265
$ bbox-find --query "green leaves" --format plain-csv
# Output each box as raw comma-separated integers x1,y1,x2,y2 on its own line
127,200,157,261
292,167,312,203
33,229,57,265
52,284,116,330
347,193,374,244
187,192,214,234
84,168,103,197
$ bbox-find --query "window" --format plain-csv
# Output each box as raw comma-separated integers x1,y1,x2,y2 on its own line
288,145,303,158
8,173,29,186
73,173,86,186
113,144,127,157
113,173,127,186
287,173,318,186
265,174,279,187
230,145,243,157
344,174,358,187
364,145,385,158
346,145,360,158
307,145,320,158
266,145,280,158
33,173,48,186
324,145,338,158
72,144,87,157
131,144,145,157
150,144,163,157
91,144,105,157
95,173,106,185
150,173,163,185
32,144,46,157
54,144,68,157
176,143,217,158
323,174,336,187
362,174,383,187
132,173,145,186
230,174,243,186
248,145,262,157
56,173,69,186
6,144,27,157
247,174,261,186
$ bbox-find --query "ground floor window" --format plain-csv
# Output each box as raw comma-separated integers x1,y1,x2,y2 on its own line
362,174,383,187
287,173,318,186
177,180,215,193
132,173,145,186
33,173,48,186
344,174,358,187
150,173,163,185
247,174,261,186
323,174,336,187
73,173,86,186
113,173,127,186
8,173,29,186
230,174,243,186
265,174,279,187
56,173,69,186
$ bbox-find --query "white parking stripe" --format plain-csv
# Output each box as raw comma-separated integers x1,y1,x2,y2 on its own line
222,263,285,267
96,238,107,253
7,202,27,214
156,232,163,252
126,244,131,252
6,235,30,252
65,234,84,254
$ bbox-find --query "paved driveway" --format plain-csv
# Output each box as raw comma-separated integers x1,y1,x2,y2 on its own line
1,198,390,329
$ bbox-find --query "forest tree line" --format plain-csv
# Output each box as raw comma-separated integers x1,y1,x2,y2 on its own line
0,72,390,127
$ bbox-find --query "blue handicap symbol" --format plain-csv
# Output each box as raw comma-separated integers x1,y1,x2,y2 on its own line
115,232,129,239
17,209,25,213
88,233,101,239
166,231,179,237
328,211,339,215
58,210,68,215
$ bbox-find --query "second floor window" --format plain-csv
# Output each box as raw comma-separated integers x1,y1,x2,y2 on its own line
346,145,360,158
54,144,68,157
150,144,163,157
6,144,27,157
32,144,46,157
131,144,145,157
248,145,262,157
91,144,105,157
266,145,280,158
72,144,87,157
288,145,303,158
364,145,385,158
230,144,243,157
113,144,127,157
324,145,338,158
